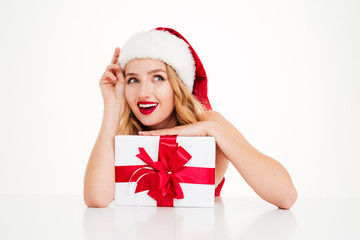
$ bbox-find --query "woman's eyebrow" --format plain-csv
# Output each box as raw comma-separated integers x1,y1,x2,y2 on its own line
147,69,166,74
125,72,137,77
125,69,166,77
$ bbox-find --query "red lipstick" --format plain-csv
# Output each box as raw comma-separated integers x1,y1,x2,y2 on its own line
137,101,158,115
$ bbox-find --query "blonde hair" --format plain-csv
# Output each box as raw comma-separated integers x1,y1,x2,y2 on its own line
117,64,206,135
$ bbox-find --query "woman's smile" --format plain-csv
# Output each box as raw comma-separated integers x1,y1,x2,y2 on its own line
137,101,158,115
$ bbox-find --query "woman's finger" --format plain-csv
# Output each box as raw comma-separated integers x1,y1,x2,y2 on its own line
139,131,159,136
114,66,124,81
139,129,177,136
106,64,120,72
139,123,208,137
110,47,120,64
100,71,117,85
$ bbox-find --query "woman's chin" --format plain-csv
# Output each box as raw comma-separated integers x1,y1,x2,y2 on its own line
138,119,159,128
134,112,177,130
140,119,170,131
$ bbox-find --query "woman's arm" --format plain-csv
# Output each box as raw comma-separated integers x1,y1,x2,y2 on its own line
207,111,297,209
139,111,297,209
84,47,125,207
83,104,121,207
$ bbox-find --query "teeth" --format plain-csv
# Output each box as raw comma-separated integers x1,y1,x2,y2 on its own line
139,103,157,108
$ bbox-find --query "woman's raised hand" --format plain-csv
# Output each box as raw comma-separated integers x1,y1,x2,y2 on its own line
99,47,126,106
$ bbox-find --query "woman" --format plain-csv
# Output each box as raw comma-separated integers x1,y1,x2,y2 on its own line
84,27,297,209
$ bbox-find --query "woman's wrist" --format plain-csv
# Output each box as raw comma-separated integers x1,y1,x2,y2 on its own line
101,103,123,135
103,97,124,108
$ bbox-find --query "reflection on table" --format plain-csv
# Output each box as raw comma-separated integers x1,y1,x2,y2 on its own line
0,195,359,240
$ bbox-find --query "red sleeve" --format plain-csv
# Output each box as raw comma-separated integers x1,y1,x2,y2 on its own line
215,177,225,197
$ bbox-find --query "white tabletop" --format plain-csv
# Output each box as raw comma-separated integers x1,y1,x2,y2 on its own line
0,194,358,240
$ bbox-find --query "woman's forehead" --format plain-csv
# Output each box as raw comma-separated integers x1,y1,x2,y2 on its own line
125,58,166,73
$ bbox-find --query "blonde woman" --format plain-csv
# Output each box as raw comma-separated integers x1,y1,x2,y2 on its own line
84,27,297,209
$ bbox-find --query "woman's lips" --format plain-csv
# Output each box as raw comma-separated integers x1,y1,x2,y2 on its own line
137,101,158,115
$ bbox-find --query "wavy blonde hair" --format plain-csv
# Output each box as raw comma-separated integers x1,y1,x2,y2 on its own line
117,64,206,135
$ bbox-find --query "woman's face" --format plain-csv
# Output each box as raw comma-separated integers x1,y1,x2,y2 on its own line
124,58,176,130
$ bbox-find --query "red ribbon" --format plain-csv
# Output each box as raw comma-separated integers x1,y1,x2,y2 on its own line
115,136,215,207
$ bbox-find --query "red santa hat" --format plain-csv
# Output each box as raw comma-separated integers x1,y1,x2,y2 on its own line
118,27,212,110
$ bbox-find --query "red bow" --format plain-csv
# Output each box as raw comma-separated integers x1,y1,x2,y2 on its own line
133,136,191,205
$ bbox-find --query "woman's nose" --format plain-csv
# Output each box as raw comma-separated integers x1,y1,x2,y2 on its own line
138,81,153,98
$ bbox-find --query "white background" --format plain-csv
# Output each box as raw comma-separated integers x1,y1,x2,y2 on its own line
0,0,359,199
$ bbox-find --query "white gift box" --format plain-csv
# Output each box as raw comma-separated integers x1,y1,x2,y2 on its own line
114,135,215,207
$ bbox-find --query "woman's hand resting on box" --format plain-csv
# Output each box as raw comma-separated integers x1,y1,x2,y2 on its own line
138,121,215,137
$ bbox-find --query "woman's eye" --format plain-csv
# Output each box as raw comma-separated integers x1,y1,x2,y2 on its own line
154,75,164,81
127,78,138,84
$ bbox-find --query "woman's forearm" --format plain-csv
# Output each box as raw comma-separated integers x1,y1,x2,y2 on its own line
210,122,297,209
83,104,122,207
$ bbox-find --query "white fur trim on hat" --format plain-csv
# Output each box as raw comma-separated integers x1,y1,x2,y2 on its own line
118,30,196,91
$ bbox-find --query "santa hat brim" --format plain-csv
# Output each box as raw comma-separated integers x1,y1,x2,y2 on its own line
119,30,196,92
